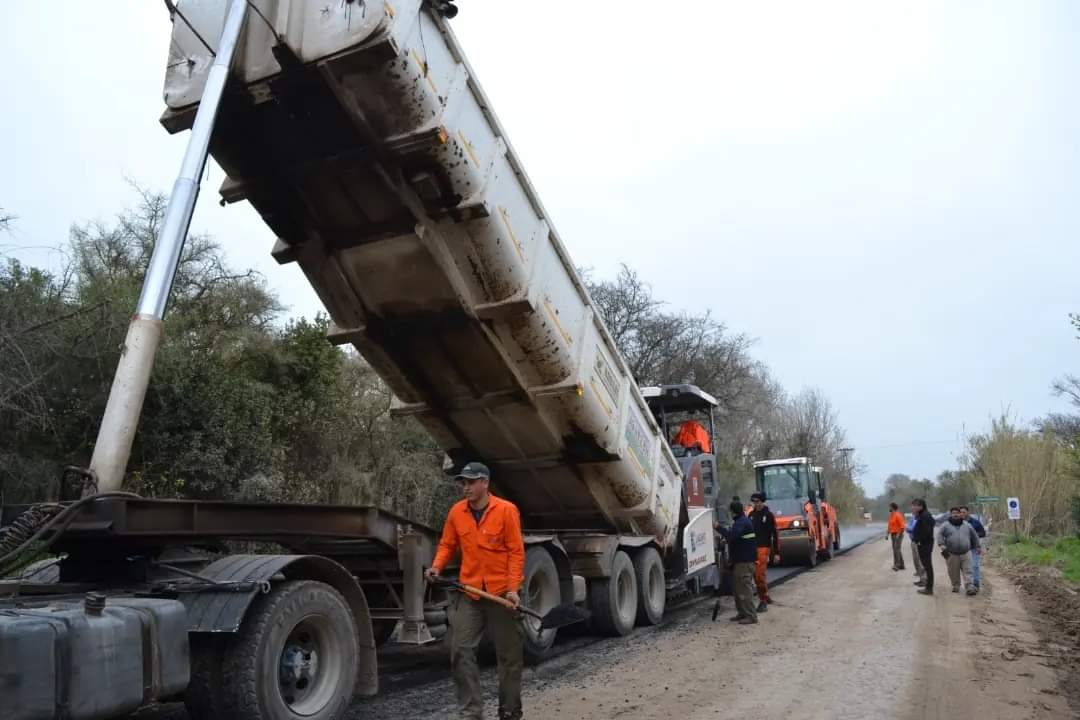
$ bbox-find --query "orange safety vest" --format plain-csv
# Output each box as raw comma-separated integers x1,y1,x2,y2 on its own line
672,420,711,454
432,494,525,597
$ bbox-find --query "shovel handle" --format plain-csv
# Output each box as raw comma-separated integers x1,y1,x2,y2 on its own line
432,577,542,621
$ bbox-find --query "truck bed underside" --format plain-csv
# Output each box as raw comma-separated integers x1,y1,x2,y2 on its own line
171,45,612,531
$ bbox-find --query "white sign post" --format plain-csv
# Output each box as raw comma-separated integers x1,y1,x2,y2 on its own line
1007,497,1021,541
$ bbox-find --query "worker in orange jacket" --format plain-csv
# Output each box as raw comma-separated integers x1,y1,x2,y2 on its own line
748,492,777,612
672,420,711,454
427,462,525,720
887,502,906,571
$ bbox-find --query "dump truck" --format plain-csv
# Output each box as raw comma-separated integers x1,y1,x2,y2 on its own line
753,457,840,566
0,3,722,719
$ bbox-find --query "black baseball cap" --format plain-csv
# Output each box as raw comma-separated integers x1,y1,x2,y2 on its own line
750,492,766,502
454,462,490,480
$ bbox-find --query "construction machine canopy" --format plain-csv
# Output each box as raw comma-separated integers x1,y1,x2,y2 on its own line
641,385,719,413
643,385,718,457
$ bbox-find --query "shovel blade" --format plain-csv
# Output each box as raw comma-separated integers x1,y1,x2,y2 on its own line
538,603,590,630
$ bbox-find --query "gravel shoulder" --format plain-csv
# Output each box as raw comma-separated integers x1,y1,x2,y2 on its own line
478,538,1071,720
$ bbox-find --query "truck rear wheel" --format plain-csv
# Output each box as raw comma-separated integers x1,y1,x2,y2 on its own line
588,550,638,636
221,580,359,720
522,547,560,662
632,547,665,626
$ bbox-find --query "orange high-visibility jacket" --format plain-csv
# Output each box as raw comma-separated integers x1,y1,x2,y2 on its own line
432,494,525,597
887,510,906,535
672,420,711,454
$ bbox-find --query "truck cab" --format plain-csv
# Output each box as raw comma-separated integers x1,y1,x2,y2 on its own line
753,457,840,566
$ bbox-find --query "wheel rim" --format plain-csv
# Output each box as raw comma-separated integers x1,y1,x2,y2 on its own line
616,566,635,624
278,614,343,716
525,566,559,643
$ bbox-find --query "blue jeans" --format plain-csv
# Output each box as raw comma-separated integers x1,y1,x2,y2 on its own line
971,550,981,586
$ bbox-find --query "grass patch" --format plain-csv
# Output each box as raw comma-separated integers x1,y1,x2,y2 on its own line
1002,536,1080,584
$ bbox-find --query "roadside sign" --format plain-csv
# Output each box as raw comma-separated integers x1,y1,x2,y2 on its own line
976,495,999,504
1007,497,1021,520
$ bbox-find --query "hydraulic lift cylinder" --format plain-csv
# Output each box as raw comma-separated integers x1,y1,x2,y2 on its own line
89,0,249,493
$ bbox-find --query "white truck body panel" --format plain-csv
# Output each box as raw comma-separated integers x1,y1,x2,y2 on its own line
163,1,683,549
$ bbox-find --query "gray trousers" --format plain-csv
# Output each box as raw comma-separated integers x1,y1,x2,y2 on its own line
947,552,974,590
451,595,524,720
890,533,905,569
733,562,758,620
911,538,925,581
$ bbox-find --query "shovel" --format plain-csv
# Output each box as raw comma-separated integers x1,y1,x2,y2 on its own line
430,576,590,630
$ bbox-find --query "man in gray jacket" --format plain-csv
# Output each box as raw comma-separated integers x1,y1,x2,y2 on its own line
938,506,981,596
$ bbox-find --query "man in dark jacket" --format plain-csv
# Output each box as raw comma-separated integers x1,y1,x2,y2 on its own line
911,498,936,595
717,501,759,624
748,492,777,612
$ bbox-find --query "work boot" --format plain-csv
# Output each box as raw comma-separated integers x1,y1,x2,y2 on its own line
738,616,759,625
966,587,978,596
914,580,925,587
952,586,960,593
729,614,747,622
897,565,905,570
756,601,768,613
917,588,933,596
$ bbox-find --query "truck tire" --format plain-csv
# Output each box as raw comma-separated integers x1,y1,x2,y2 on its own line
588,550,638,637
632,547,665,626
220,580,359,720
185,635,225,720
522,547,561,662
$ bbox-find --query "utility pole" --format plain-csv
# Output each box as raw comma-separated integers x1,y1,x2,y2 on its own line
838,447,854,477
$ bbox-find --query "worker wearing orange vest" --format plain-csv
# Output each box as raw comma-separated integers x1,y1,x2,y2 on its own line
887,502,907,571
427,462,526,720
672,420,711,454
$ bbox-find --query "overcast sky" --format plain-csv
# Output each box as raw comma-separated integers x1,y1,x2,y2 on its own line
2,1,1077,495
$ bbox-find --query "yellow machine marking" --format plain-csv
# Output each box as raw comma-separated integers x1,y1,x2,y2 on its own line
543,298,574,346
458,129,481,166
590,379,613,417
384,2,396,18
410,49,438,93
497,206,526,261
626,443,648,478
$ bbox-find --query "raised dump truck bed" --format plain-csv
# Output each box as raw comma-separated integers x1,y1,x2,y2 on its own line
162,0,682,549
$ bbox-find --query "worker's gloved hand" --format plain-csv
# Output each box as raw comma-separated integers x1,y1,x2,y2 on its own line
505,591,521,608
941,550,950,560
424,567,440,582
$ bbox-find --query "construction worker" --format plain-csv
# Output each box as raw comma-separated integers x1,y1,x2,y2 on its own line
959,506,987,589
887,502,906,571
748,492,777,612
717,500,759,624
911,498,936,596
426,462,526,720
672,419,711,454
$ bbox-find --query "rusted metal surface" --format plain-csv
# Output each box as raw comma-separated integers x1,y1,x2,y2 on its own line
161,1,685,551
46,497,432,555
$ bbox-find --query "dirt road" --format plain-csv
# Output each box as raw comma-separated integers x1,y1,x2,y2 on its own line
351,537,1072,720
